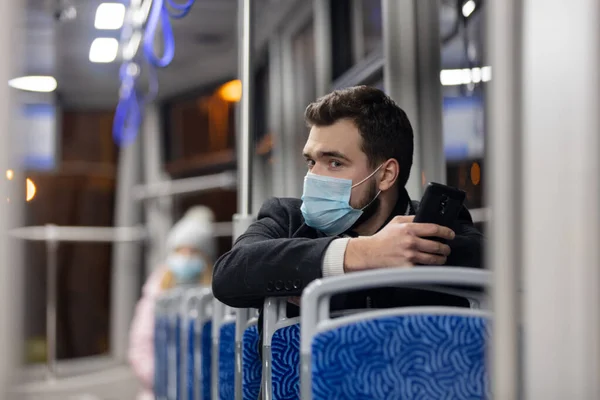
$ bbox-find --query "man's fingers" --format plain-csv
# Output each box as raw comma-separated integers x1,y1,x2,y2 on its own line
407,223,455,240
411,251,447,266
414,237,451,256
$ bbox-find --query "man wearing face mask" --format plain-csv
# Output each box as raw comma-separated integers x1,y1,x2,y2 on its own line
128,206,216,400
213,86,482,327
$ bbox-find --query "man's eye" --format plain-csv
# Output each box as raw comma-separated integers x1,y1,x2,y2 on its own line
306,159,315,168
329,160,342,168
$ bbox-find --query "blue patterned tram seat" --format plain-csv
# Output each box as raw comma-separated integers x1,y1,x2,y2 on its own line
154,288,186,400
154,296,170,400
181,287,213,400
233,308,261,400
263,298,301,400
212,301,236,400
300,267,492,400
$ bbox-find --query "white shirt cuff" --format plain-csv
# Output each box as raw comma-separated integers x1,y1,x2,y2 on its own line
322,238,351,277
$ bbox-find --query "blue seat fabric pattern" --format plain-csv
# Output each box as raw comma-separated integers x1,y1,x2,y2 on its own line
242,325,262,400
271,323,301,400
311,314,490,400
201,321,212,400
218,322,236,400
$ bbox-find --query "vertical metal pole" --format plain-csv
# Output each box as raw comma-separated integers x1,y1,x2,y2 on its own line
238,0,254,217
382,0,421,199
415,0,445,186
521,0,600,398
142,104,173,276
234,1,256,398
0,0,24,395
313,0,332,98
0,1,25,399
268,37,285,197
487,0,523,398
110,138,143,362
45,226,59,380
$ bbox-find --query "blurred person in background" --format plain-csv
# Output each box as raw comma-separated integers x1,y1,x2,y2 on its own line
128,206,216,400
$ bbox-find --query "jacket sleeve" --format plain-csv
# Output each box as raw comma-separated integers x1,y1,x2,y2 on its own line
445,206,484,269
212,198,337,308
128,267,166,390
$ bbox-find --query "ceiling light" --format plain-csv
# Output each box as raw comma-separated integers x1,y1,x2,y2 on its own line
462,0,476,18
440,66,492,86
89,38,119,63
8,76,58,93
218,79,242,102
95,3,126,30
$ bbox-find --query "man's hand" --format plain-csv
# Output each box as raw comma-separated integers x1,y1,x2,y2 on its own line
344,216,454,272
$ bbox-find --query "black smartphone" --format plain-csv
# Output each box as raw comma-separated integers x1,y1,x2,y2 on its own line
413,182,466,233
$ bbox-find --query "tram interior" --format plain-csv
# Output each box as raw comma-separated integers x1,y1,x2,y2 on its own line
1,0,598,399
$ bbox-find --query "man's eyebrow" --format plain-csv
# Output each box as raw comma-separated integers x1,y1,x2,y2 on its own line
318,150,350,161
302,150,351,162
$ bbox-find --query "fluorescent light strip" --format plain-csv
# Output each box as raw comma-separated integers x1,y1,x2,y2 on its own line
95,3,126,30
8,76,57,93
440,66,492,86
90,38,119,63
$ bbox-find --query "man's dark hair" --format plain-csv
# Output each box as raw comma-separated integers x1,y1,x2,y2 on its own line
304,85,414,188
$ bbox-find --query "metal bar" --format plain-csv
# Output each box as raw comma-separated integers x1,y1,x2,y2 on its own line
141,104,173,277
469,208,490,224
382,0,422,199
313,0,332,97
9,226,147,243
350,0,365,63
45,231,59,380
487,0,523,397
238,0,254,217
110,135,143,363
132,171,237,201
0,0,23,394
415,0,446,186
521,0,600,397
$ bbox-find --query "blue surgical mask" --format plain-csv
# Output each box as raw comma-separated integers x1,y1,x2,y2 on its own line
167,254,205,284
300,165,383,236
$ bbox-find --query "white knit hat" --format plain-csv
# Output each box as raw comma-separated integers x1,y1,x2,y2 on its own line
166,206,217,260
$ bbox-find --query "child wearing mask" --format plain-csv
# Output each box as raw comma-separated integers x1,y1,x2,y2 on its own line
128,206,216,400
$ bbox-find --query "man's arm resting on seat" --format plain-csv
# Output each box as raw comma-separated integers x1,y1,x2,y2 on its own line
212,197,337,308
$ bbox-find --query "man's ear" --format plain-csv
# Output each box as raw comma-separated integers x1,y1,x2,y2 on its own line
378,159,400,191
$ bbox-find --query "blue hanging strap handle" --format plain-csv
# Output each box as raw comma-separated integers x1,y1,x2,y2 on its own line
143,0,176,68
143,0,196,68
114,0,195,145
113,61,160,146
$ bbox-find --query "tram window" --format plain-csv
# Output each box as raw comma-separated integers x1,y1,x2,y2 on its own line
23,110,118,363
358,0,383,58
440,0,487,216
331,0,383,80
330,0,353,80
162,84,237,175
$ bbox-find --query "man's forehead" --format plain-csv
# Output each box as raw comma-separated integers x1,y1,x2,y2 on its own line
304,120,362,156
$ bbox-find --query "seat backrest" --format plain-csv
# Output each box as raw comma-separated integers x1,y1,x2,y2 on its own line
181,287,213,400
312,308,489,399
211,300,236,400
263,298,301,400
154,296,170,400
234,308,261,400
300,267,492,400
154,288,186,400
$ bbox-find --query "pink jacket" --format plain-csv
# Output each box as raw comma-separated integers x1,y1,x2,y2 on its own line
128,267,168,398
